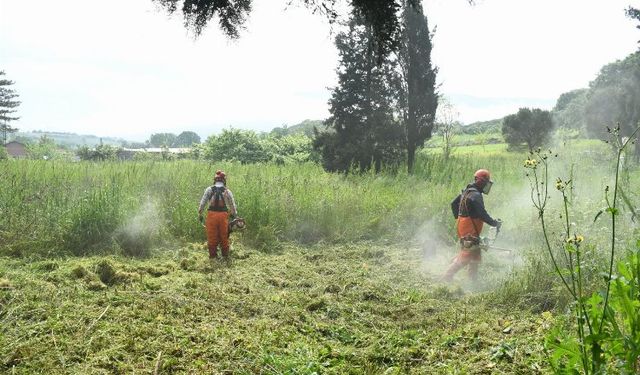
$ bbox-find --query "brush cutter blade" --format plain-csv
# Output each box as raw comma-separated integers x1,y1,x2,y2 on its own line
228,217,246,234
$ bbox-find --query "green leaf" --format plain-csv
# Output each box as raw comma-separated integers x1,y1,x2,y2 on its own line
617,262,632,280
545,331,583,373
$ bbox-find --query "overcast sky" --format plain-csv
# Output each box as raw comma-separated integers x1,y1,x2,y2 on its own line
1,0,639,141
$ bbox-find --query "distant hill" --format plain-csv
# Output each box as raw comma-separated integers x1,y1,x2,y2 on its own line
270,119,323,137
269,118,503,138
11,131,129,148
460,118,503,135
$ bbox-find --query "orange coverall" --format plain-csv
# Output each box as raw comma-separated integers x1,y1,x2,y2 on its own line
199,185,237,258
443,184,498,281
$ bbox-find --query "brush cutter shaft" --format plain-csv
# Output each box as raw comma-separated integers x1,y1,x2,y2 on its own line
487,245,513,253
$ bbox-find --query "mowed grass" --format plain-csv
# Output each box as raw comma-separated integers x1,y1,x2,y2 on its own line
0,242,549,374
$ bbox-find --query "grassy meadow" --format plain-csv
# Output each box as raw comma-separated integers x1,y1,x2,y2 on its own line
1,140,639,373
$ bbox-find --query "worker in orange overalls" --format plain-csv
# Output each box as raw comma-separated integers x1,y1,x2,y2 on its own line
198,170,238,258
442,169,501,282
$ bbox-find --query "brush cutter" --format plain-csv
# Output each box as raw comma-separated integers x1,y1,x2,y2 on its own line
197,215,246,235
479,220,514,253
228,217,246,234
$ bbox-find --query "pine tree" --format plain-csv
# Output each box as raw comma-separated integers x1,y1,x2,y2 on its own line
154,0,422,59
397,1,438,174
314,11,404,173
0,71,20,144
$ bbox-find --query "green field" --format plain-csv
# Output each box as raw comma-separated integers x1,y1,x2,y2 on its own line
1,142,638,373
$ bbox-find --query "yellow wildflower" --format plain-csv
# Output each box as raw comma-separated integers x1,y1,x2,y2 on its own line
566,234,584,245
524,158,539,168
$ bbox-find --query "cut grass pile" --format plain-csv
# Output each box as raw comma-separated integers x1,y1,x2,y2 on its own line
0,242,550,374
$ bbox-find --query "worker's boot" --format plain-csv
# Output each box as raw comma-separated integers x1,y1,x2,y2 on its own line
208,247,218,259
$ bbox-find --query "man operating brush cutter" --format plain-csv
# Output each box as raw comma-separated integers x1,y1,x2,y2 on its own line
442,169,503,282
198,170,238,259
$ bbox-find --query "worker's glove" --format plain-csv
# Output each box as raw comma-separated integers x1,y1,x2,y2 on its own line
496,219,503,229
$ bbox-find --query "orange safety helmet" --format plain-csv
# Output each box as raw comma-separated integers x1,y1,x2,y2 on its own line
474,169,493,194
214,170,226,184
474,169,491,184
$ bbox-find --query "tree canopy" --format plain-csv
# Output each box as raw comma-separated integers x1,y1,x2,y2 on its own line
502,108,553,152
175,131,201,147
148,132,178,147
201,128,313,164
153,0,435,58
583,52,640,157
627,6,640,44
314,10,404,173
314,1,436,173
397,1,438,173
552,88,588,133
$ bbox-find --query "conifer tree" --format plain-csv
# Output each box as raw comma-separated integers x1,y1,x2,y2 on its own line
314,11,404,173
396,1,438,174
0,71,20,144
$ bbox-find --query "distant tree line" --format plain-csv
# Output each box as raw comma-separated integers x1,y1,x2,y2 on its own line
134,131,202,148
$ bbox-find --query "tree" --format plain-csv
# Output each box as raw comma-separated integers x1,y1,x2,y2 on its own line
202,128,271,163
435,97,459,160
0,71,20,144
552,88,588,134
121,141,148,149
583,52,640,158
175,131,201,147
148,132,177,147
396,0,438,173
627,6,640,44
270,119,321,138
502,108,554,152
76,144,121,161
314,10,404,173
264,133,314,164
152,0,446,59
26,135,67,160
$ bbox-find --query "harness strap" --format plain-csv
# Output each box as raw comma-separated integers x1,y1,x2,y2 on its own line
208,186,228,212
459,187,482,238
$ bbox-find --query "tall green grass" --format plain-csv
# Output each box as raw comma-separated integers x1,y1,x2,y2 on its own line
0,153,520,258
0,140,634,262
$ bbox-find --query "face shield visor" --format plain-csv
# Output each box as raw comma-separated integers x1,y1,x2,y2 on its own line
482,180,493,194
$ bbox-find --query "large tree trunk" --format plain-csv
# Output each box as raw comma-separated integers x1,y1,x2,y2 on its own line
407,143,416,174
406,115,418,174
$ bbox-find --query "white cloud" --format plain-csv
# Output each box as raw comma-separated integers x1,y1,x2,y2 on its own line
1,0,337,140
426,0,640,108
1,0,639,140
